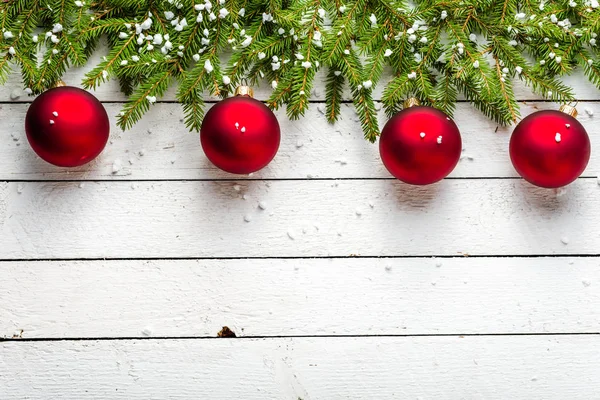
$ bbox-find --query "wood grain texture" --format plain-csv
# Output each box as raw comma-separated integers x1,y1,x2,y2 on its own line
2,336,600,399
1,257,599,339
0,179,599,259
2,179,599,259
1,102,599,180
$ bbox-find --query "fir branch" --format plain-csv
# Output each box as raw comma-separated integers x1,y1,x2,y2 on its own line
325,65,344,123
0,0,598,142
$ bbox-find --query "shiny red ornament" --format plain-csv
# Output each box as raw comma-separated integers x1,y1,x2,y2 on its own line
509,107,590,188
379,100,462,185
200,87,280,174
25,84,110,167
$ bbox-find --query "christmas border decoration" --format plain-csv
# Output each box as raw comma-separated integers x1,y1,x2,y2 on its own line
1,0,599,142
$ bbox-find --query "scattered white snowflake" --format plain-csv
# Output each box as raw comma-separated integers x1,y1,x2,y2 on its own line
222,76,231,85
585,107,594,116
313,30,322,47
369,13,377,27
204,59,213,73
362,80,372,89
146,95,157,103
407,71,417,79
262,12,273,22
271,80,278,89
473,60,480,68
420,132,426,138
241,127,246,133
52,111,58,117
437,136,443,144
240,35,252,47
219,8,229,18
49,119,55,125
140,18,152,30
301,61,312,68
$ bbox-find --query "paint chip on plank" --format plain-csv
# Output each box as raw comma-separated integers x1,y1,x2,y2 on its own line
217,326,236,337
560,236,569,245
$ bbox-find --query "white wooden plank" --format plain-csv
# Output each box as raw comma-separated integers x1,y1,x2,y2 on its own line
1,257,599,339
2,102,599,180
1,179,599,259
2,46,600,101
2,336,599,399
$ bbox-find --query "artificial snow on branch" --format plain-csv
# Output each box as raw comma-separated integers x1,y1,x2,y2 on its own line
1,0,599,142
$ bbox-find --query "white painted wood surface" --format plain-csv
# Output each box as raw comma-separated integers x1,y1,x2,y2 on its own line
2,47,600,398
2,336,600,399
1,258,599,338
1,179,600,258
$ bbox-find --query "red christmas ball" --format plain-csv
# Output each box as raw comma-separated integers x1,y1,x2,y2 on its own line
509,109,590,188
201,90,280,174
25,85,110,167
379,104,462,185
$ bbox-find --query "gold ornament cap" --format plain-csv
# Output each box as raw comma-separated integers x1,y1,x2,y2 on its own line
235,85,254,97
403,97,421,109
52,80,67,88
559,104,578,118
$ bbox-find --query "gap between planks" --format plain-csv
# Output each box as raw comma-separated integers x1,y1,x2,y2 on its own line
3,253,600,262
2,332,600,343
